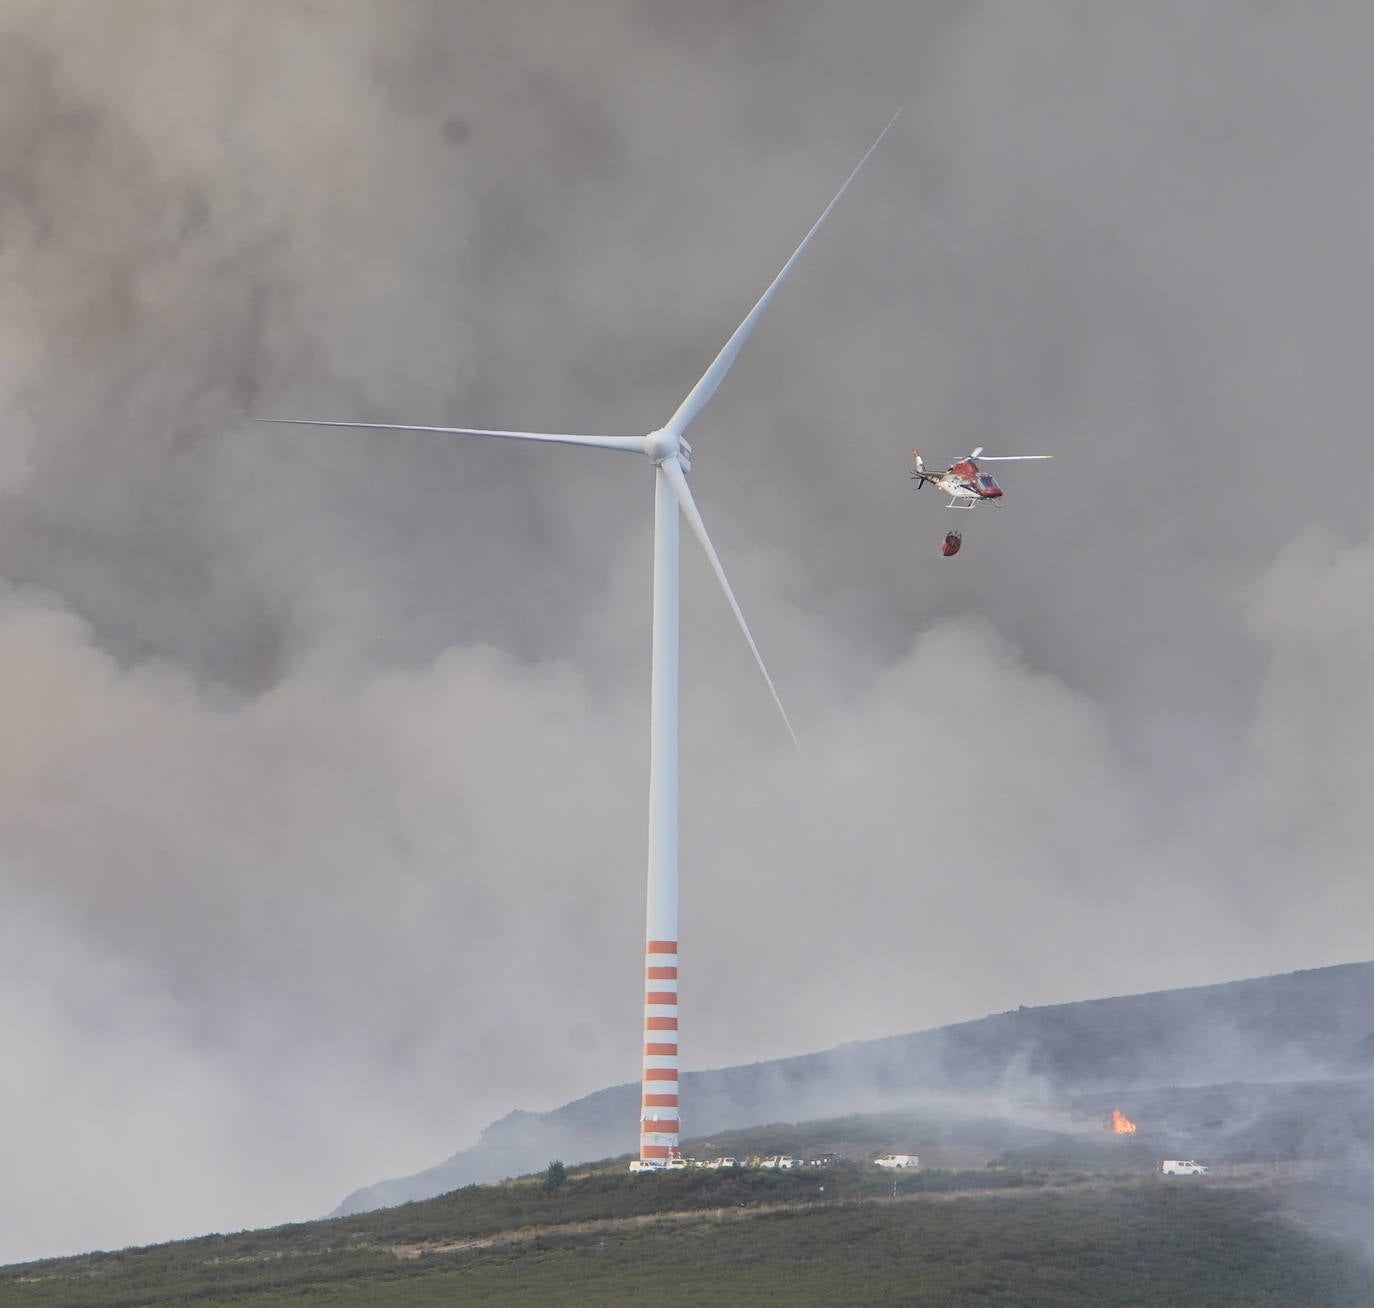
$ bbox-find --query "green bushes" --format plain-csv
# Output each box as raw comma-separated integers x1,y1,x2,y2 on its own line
543,1159,568,1193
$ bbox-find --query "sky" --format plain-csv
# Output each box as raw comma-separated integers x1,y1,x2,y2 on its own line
1,0,1373,1263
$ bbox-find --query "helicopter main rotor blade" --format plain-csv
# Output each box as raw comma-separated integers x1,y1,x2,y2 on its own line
970,454,1054,462
256,418,644,454
659,457,801,755
663,110,901,438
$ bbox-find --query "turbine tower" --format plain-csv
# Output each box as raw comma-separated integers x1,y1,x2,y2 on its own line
262,115,896,1168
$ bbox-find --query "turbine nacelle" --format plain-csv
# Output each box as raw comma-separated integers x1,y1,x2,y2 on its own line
644,428,691,471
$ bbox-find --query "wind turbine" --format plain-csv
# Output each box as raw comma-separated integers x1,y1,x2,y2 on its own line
261,114,897,1168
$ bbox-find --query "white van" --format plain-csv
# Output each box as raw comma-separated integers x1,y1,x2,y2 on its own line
1161,1160,1208,1176
874,1154,919,1169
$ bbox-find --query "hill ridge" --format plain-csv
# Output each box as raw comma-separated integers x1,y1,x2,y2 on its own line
335,958,1374,1215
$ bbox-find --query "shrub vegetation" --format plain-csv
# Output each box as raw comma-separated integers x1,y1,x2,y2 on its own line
3,1163,1371,1306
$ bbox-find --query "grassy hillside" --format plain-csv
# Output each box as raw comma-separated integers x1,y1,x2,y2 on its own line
6,1135,1372,1306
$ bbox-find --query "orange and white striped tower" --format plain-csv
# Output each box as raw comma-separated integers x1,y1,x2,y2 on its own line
630,118,896,1166
640,466,681,1162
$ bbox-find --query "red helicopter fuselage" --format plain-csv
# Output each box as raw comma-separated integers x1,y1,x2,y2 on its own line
934,457,1003,500
912,451,1004,502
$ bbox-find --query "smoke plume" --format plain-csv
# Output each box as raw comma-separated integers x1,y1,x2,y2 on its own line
1,0,1372,1260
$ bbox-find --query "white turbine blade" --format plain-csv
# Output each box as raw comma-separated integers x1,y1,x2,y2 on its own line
664,110,901,437
659,457,801,754
256,417,643,454
972,454,1054,462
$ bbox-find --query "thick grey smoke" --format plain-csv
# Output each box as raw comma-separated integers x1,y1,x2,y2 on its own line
1,0,1372,1261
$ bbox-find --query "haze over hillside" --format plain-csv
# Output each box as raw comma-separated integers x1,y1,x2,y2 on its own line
337,960,1374,1214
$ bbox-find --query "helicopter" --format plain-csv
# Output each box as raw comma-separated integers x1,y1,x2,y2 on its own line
910,447,1052,555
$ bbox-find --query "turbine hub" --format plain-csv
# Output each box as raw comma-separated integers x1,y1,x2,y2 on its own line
644,428,690,471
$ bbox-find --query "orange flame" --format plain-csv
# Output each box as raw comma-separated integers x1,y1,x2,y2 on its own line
1112,1108,1138,1135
